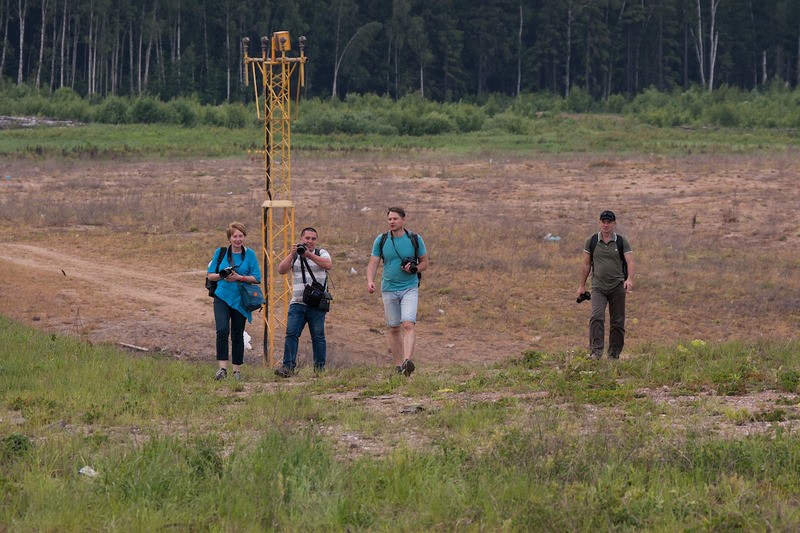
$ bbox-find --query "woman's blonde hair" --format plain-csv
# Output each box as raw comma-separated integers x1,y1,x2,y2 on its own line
226,222,247,239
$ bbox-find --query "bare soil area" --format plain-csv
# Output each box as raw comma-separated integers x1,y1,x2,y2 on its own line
1,151,798,371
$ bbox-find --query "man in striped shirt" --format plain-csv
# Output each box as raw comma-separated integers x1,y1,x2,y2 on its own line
275,227,333,377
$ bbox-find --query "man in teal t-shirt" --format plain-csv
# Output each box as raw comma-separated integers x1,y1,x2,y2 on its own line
366,207,429,377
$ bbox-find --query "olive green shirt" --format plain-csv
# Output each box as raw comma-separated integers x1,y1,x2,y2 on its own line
583,233,632,292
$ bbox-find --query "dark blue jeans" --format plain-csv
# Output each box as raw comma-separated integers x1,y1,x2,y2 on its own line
213,297,246,365
282,303,327,369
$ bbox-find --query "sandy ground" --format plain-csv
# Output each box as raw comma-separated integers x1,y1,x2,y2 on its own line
1,151,798,372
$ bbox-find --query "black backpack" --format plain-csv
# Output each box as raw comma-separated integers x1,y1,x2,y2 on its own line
378,229,422,283
589,234,628,281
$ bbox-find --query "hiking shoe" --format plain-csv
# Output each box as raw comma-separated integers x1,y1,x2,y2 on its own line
401,359,415,377
395,365,403,374
274,366,293,378
214,368,227,380
233,370,242,381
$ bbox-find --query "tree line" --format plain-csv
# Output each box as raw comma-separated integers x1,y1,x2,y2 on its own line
1,0,799,104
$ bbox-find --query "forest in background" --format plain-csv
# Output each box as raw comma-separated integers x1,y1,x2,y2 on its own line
1,0,799,104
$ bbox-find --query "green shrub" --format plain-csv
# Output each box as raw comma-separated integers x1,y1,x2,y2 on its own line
419,111,455,134
129,95,174,124
565,86,593,113
484,110,531,134
443,102,486,132
94,96,130,124
777,369,800,393
511,92,562,117
605,94,627,114
705,103,740,127
1,433,33,462
168,97,200,127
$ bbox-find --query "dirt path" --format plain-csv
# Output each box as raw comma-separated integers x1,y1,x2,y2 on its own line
2,242,527,367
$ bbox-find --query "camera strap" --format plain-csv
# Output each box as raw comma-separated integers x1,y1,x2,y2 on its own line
223,246,246,270
299,255,327,289
389,234,405,261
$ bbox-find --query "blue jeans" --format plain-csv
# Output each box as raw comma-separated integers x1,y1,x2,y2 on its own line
282,303,327,369
214,297,246,365
381,287,419,327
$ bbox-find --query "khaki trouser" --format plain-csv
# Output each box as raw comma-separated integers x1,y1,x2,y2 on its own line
589,282,626,359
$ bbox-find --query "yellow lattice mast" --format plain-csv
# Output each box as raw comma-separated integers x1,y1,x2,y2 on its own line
242,32,307,367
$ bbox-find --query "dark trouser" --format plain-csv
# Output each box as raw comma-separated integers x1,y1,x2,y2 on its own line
213,297,246,365
590,282,626,358
282,303,327,370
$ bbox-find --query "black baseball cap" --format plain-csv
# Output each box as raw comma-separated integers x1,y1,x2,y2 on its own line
599,210,616,221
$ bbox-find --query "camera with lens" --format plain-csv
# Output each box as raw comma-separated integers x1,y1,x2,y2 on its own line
296,243,307,255
402,258,419,274
219,266,235,279
576,291,591,304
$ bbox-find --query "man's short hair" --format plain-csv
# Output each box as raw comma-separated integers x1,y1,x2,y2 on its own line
387,207,406,218
300,227,318,236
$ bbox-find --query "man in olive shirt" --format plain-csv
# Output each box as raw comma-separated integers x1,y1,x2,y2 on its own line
577,210,635,359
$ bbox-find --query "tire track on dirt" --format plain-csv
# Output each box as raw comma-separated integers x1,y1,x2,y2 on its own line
3,243,206,308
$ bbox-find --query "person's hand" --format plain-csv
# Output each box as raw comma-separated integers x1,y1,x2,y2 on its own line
624,279,634,292
576,286,586,299
367,281,376,294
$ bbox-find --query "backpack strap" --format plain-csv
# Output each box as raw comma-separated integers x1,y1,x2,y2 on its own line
379,230,419,261
214,246,229,273
589,233,628,280
378,232,389,262
409,231,419,260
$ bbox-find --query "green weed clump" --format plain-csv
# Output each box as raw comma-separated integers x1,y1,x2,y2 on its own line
3,320,800,530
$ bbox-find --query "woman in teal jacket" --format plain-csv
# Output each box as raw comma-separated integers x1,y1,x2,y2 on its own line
206,222,261,381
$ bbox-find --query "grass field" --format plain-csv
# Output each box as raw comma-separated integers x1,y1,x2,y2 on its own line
2,318,800,531
1,116,799,530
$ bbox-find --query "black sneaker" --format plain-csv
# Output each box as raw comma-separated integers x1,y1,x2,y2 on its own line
274,366,293,378
214,368,227,380
401,359,415,377
395,365,402,374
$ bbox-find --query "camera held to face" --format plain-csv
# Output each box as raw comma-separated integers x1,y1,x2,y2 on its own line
219,266,235,279
296,243,307,255
402,258,419,274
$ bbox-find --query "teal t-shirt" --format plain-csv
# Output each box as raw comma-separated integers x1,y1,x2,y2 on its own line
371,231,426,292
207,247,262,322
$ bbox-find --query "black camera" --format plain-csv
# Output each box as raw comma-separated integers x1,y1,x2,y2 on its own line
296,243,307,255
402,258,419,274
576,291,591,304
219,266,234,279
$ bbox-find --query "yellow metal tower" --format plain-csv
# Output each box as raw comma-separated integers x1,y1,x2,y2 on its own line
242,32,308,367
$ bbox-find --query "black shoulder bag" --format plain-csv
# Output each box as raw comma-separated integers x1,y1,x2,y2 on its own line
299,255,333,312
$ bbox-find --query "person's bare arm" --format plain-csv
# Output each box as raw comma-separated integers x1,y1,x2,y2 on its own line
577,251,591,298
366,255,380,294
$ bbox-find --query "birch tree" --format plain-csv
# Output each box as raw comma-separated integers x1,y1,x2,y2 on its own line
35,0,48,89
16,0,28,84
